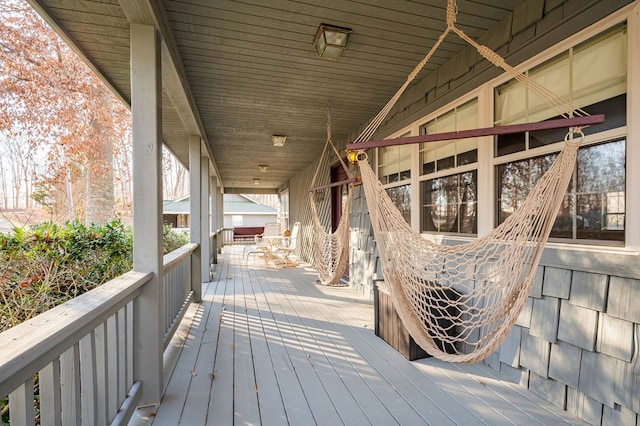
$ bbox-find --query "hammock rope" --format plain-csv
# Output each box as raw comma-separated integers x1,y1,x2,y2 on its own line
352,0,592,363
309,105,354,286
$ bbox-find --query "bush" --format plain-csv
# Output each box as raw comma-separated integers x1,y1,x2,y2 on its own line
0,220,134,332
0,220,192,423
0,221,191,333
163,224,190,253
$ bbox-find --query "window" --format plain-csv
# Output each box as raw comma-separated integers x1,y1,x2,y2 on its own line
494,25,627,244
496,140,625,243
378,135,411,184
422,171,477,233
231,215,243,227
419,99,479,235
386,184,411,225
378,132,412,223
420,99,478,174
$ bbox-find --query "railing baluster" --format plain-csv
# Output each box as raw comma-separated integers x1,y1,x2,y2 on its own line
117,307,127,404
60,344,81,426
39,359,62,426
9,380,35,426
106,316,119,423
0,244,197,425
79,332,98,425
94,323,108,425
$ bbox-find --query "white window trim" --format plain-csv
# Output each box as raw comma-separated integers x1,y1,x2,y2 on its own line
486,5,636,253
374,2,640,257
414,91,484,237
627,1,640,251
378,125,419,229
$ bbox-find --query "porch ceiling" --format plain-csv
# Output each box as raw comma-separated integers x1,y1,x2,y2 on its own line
28,0,524,192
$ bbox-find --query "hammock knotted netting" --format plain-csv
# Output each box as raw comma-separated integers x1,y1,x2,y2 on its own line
349,0,592,362
358,132,579,363
309,106,354,286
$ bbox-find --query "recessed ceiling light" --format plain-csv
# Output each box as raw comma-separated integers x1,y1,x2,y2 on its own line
271,135,287,147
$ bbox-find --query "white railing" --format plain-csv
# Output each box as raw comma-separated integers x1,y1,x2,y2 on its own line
162,243,198,348
0,271,150,426
222,227,235,245
0,243,200,425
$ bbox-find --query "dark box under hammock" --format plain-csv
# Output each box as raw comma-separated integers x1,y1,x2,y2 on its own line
373,280,459,360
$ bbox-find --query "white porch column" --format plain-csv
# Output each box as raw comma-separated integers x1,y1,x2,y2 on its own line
200,158,211,281
210,175,218,264
189,136,203,301
217,187,224,254
130,23,163,404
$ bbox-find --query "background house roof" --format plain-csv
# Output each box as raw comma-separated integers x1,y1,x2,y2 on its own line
163,194,278,215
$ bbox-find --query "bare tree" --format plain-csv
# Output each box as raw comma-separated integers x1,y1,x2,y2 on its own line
0,0,131,225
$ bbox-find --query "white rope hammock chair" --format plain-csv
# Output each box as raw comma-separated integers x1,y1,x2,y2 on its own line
308,107,354,286
349,0,598,363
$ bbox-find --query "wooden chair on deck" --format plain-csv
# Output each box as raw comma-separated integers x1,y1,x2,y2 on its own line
244,222,280,266
273,222,300,267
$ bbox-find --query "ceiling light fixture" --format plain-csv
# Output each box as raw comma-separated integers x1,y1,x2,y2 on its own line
313,24,352,61
271,135,287,147
258,165,269,172
253,178,261,185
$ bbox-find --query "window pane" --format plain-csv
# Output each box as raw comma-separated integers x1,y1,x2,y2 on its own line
421,171,477,234
495,80,526,126
575,140,625,241
386,184,411,224
496,140,625,243
420,99,478,174
378,141,411,184
573,25,626,110
496,132,526,156
496,154,557,225
581,94,626,136
528,53,570,122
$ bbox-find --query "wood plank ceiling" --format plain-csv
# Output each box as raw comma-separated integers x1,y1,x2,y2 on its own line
29,0,525,192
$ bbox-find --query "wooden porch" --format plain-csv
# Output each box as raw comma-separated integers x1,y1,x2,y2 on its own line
130,246,585,425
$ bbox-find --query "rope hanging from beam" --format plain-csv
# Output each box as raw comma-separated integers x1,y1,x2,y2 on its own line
308,104,354,286
350,0,601,363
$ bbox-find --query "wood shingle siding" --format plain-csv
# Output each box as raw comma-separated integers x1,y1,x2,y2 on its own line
607,276,640,323
548,340,583,388
530,296,561,343
569,271,608,311
557,301,598,351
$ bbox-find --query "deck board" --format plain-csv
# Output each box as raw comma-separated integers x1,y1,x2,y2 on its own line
129,246,586,426
243,268,288,425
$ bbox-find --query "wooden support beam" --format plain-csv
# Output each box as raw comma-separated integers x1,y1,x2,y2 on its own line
308,178,357,193
346,114,605,151
131,23,163,405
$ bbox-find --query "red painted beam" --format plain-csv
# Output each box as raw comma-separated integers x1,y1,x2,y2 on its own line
346,114,605,151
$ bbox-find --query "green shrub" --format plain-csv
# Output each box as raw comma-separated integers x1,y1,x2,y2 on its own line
0,220,134,331
163,224,190,254
0,221,192,423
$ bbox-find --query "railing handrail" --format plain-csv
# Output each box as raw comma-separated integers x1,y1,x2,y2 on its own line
0,270,152,397
163,242,198,271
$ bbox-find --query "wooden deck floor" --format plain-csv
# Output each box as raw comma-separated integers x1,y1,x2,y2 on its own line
129,246,585,426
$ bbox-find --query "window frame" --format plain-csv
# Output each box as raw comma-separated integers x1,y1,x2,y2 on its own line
491,24,627,246
417,96,481,237
370,6,638,254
